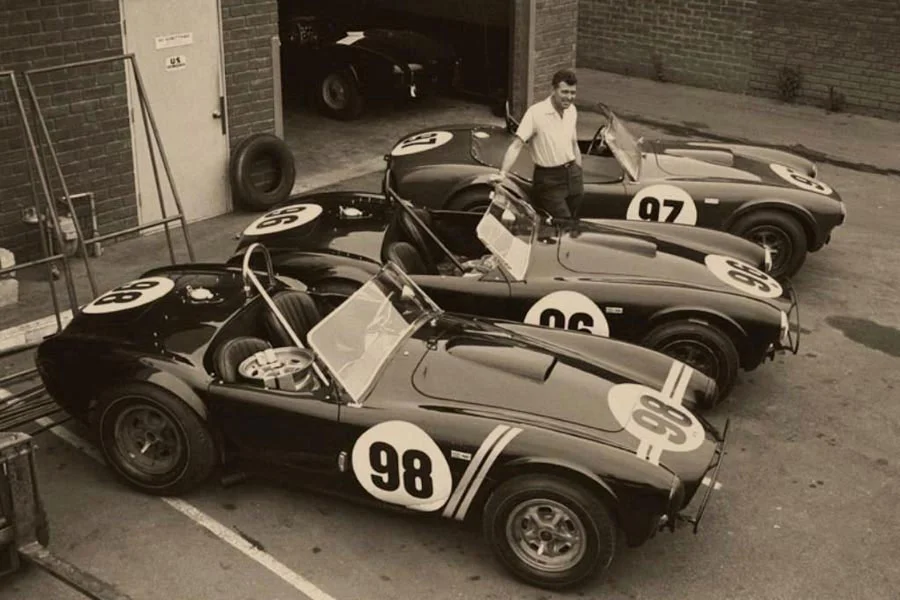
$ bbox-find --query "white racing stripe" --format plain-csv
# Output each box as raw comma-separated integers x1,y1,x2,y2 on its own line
441,424,510,518
453,427,523,521
33,417,339,600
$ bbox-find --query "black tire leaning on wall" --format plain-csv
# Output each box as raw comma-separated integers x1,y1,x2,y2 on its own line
229,133,296,212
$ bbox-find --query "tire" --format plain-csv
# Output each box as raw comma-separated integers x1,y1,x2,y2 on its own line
482,474,617,590
317,68,364,120
447,186,492,213
642,320,741,400
229,133,296,212
94,382,217,496
729,210,808,279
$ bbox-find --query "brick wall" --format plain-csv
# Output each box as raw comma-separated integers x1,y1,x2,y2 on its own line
748,0,900,118
0,0,134,264
577,0,900,120
532,0,579,102
221,0,278,151
577,0,756,92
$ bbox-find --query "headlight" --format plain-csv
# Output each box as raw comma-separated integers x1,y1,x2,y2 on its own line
763,246,773,272
779,310,790,346
810,163,818,178
668,476,685,513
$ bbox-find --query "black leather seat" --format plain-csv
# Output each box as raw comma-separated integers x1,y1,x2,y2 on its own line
214,336,272,383
398,208,439,272
262,290,322,347
385,241,434,275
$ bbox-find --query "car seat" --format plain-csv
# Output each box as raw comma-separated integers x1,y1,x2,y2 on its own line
385,241,435,275
213,336,273,383
398,208,439,271
262,289,323,347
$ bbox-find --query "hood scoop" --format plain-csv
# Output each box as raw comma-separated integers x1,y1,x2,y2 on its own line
662,147,735,167
653,152,761,182
446,337,558,382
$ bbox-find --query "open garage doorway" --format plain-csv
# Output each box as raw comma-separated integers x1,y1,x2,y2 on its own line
273,0,512,189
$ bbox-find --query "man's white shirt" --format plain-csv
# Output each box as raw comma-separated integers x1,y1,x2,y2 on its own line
514,96,578,168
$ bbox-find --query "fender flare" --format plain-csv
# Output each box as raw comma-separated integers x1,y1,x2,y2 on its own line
723,199,820,249
88,363,210,423
445,174,530,210
646,305,751,357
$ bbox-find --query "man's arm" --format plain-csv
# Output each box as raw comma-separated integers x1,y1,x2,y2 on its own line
499,137,525,177
571,111,582,167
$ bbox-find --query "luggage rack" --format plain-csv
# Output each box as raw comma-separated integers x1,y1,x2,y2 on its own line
1,53,196,432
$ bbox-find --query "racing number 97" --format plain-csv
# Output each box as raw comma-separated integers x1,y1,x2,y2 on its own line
726,259,772,293
632,395,692,444
94,280,159,306
369,442,433,499
639,196,684,223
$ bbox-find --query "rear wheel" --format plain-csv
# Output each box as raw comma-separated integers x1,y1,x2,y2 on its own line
447,186,492,213
643,320,741,400
482,475,616,590
730,210,807,279
317,69,364,120
94,382,217,496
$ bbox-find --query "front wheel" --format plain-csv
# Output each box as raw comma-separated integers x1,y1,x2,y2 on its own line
317,69,364,120
730,210,808,279
94,382,218,496
643,320,741,401
482,475,617,590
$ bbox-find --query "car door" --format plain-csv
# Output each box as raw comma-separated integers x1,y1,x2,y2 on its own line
577,154,629,219
207,379,344,484
330,348,525,522
411,270,511,318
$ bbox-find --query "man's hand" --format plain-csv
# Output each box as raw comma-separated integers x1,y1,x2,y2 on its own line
489,171,506,185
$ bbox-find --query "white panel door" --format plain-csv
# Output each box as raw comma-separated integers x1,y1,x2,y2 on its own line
122,0,230,228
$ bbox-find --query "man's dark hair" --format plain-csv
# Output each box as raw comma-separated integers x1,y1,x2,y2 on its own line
552,68,577,88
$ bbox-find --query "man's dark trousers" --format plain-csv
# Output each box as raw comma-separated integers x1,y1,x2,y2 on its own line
531,161,584,219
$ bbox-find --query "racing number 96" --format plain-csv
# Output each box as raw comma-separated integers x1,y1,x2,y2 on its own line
632,395,692,444
725,258,772,293
369,442,433,499
94,280,160,306
256,206,310,230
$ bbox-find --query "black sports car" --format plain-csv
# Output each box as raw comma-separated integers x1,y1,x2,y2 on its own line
230,183,800,399
35,243,727,590
279,11,460,120
382,102,847,278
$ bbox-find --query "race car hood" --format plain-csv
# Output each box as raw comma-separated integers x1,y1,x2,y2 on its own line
412,314,718,419
334,28,456,64
386,124,492,168
644,140,841,200
549,221,780,299
233,191,393,265
410,315,718,478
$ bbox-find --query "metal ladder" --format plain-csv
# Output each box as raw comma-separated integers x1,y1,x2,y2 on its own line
1,53,197,433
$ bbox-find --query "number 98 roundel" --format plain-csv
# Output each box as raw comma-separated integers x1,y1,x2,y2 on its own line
351,421,453,512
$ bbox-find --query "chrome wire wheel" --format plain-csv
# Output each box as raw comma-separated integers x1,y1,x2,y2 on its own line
659,338,721,382
505,498,587,573
113,403,184,477
746,225,792,275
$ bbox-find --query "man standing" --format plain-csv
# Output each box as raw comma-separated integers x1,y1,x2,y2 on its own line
492,69,583,219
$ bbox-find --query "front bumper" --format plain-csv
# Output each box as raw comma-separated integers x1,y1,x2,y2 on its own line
771,283,801,356
661,418,730,534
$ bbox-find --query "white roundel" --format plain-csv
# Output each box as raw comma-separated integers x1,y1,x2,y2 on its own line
83,276,175,315
626,185,698,225
769,163,832,195
705,254,783,299
524,291,609,337
390,131,453,156
243,204,323,236
607,383,705,464
351,421,453,512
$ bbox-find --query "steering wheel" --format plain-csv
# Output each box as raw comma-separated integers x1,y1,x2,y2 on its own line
585,125,608,156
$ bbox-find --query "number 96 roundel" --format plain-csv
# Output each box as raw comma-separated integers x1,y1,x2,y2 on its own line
704,254,783,299
351,421,453,512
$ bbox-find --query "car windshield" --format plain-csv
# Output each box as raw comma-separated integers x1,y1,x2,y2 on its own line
602,108,642,180
475,186,538,281
307,263,439,402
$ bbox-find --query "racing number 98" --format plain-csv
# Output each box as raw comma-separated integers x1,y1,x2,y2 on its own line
725,259,772,293
632,395,692,444
369,442,433,499
94,280,159,306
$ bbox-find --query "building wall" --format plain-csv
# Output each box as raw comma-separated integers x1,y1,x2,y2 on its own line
0,0,278,265
531,0,580,101
577,0,900,120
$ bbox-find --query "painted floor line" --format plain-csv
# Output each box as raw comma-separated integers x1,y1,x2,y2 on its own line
33,416,338,600
702,476,724,491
